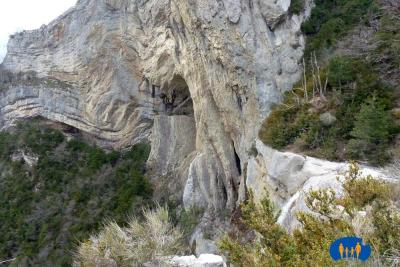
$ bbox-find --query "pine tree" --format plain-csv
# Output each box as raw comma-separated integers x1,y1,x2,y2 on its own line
347,97,391,164
350,97,390,144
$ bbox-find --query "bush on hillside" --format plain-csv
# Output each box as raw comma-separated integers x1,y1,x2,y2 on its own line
289,0,305,14
302,0,377,57
327,57,356,88
259,56,398,165
346,97,393,164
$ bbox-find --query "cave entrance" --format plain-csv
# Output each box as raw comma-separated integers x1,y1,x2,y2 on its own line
161,75,194,116
147,75,196,206
233,145,242,176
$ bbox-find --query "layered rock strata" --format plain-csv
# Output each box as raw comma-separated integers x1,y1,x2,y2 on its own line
0,0,312,213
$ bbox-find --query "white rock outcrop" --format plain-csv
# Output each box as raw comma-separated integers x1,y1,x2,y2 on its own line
11,150,39,167
144,254,226,267
246,139,393,231
168,254,226,267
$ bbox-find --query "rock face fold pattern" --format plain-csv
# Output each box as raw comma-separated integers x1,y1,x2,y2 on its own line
0,0,311,212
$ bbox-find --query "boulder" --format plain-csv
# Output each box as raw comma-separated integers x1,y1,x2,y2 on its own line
145,254,226,267
169,254,226,267
319,112,337,126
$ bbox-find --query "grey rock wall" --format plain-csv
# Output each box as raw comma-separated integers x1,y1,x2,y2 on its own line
0,0,312,215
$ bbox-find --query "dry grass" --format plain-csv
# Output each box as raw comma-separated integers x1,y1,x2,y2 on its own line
75,206,184,267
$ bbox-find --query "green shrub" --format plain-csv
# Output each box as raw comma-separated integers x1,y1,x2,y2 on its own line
346,97,393,164
327,57,356,88
220,191,296,267
220,164,400,266
259,104,302,149
178,206,205,241
67,140,122,170
289,0,305,14
336,163,390,214
0,132,15,159
16,121,64,155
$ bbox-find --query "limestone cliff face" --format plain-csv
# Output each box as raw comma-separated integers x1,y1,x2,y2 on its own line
247,140,394,232
0,0,311,213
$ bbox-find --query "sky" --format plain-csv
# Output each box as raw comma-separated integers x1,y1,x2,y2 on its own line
0,0,77,63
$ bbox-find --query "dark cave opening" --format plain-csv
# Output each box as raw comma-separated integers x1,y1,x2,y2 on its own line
160,75,194,116
151,85,156,98
233,145,242,176
222,180,228,206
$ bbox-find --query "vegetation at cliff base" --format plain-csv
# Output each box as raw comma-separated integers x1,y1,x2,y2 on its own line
260,56,399,165
0,119,152,266
75,206,184,267
220,164,400,266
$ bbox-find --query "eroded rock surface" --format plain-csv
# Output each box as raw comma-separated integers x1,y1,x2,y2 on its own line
0,0,312,214
247,139,393,232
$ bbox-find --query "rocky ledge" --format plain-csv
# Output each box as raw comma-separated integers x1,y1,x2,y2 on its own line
247,139,397,232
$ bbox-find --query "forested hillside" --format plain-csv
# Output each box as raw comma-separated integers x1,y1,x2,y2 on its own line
0,119,152,266
260,0,400,165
